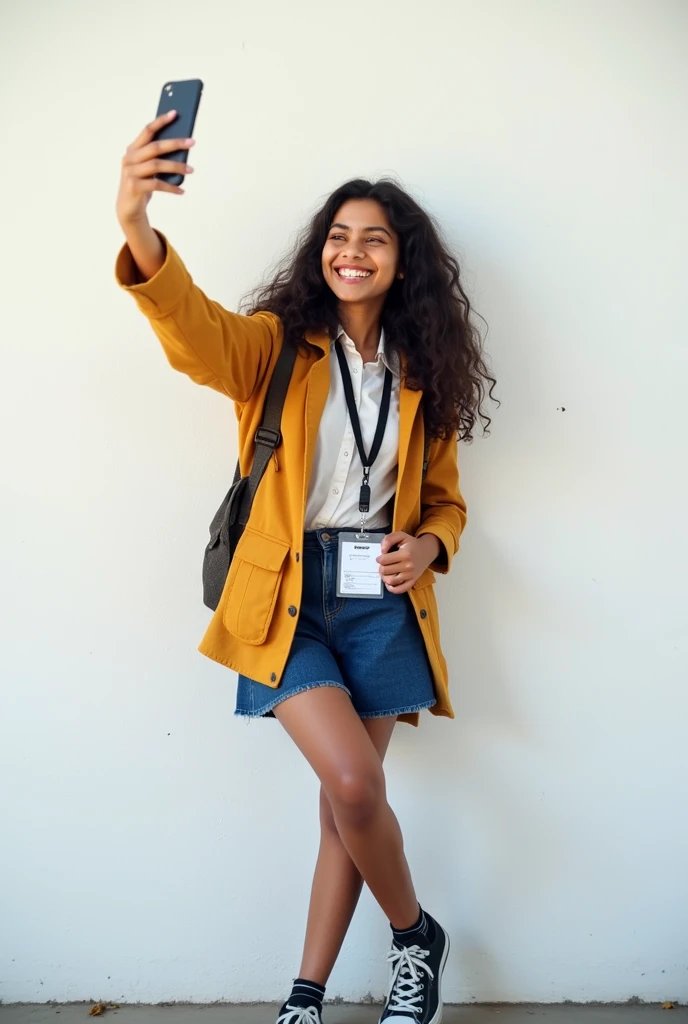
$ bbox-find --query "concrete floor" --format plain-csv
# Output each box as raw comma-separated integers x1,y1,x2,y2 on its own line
1,1006,685,1024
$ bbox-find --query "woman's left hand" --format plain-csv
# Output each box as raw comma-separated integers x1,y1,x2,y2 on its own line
377,532,440,594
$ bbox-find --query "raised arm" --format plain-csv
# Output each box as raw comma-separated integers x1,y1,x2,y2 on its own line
115,112,278,402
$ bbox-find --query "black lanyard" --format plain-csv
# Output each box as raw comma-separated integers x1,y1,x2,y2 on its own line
335,339,393,519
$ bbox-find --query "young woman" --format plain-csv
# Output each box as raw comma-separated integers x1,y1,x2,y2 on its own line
115,110,495,1024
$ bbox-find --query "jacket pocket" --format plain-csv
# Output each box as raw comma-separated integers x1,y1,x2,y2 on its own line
223,529,290,645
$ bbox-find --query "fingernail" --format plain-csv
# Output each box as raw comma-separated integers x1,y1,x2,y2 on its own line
186,166,194,173
185,138,195,146
168,110,177,117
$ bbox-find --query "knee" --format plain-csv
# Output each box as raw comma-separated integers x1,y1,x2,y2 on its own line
327,766,386,828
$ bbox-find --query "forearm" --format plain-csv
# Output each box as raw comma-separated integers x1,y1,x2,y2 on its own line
416,516,457,573
415,532,440,568
119,215,165,282
417,434,466,574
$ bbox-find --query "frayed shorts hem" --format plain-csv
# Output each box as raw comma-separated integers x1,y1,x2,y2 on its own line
234,684,436,721
234,679,352,719
358,698,437,719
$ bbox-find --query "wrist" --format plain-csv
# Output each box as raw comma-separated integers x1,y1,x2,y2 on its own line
417,532,440,564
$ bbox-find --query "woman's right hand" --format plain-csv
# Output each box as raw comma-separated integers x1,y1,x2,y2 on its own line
116,111,195,228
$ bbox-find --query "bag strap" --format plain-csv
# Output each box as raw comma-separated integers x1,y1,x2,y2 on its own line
236,340,298,527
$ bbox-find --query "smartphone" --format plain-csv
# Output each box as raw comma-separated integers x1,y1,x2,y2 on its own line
153,79,203,186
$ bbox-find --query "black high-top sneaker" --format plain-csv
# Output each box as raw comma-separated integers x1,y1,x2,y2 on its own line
276,979,325,1024
276,1006,322,1024
379,912,450,1024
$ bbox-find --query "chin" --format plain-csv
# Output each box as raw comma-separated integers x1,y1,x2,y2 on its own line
328,280,383,304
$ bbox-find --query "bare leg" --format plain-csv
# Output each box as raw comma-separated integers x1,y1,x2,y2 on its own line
274,687,420,939
298,716,397,985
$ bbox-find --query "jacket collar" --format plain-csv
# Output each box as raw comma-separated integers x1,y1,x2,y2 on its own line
305,328,401,375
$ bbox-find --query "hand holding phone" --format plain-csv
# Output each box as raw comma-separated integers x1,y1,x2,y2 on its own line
116,78,203,228
152,79,203,185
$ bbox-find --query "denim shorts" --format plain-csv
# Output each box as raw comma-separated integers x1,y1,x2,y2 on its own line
235,527,437,720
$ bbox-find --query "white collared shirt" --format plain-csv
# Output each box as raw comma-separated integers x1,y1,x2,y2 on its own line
305,328,401,531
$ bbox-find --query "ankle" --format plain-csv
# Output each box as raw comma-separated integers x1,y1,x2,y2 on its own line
390,903,423,933
286,978,326,1012
391,905,435,946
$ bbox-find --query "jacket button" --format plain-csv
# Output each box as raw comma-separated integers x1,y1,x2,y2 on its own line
270,672,277,682
288,606,297,617
420,609,427,619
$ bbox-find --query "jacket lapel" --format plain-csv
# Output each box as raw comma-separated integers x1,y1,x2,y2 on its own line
302,332,331,504
396,379,423,525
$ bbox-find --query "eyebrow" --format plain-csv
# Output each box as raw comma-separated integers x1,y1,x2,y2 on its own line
330,222,393,239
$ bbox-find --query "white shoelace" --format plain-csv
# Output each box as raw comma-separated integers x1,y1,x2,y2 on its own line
385,943,434,1016
276,1004,321,1024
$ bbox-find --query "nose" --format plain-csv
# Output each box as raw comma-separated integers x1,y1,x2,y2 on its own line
340,241,366,261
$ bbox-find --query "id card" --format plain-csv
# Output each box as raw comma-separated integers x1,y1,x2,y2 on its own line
336,532,386,599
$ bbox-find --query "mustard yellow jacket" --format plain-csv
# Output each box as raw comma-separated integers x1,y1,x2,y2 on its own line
117,237,467,725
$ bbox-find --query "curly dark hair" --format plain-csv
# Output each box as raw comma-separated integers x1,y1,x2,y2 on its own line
244,178,496,441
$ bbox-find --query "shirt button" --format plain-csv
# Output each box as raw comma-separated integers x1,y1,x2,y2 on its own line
344,451,349,457
353,368,359,374
420,609,427,619
288,606,297,617
333,488,339,495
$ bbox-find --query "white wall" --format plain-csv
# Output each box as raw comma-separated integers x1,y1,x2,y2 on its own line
2,0,686,1006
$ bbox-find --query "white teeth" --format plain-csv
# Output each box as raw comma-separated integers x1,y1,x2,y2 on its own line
337,268,371,278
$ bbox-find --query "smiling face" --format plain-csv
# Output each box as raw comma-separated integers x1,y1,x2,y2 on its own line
321,199,401,309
